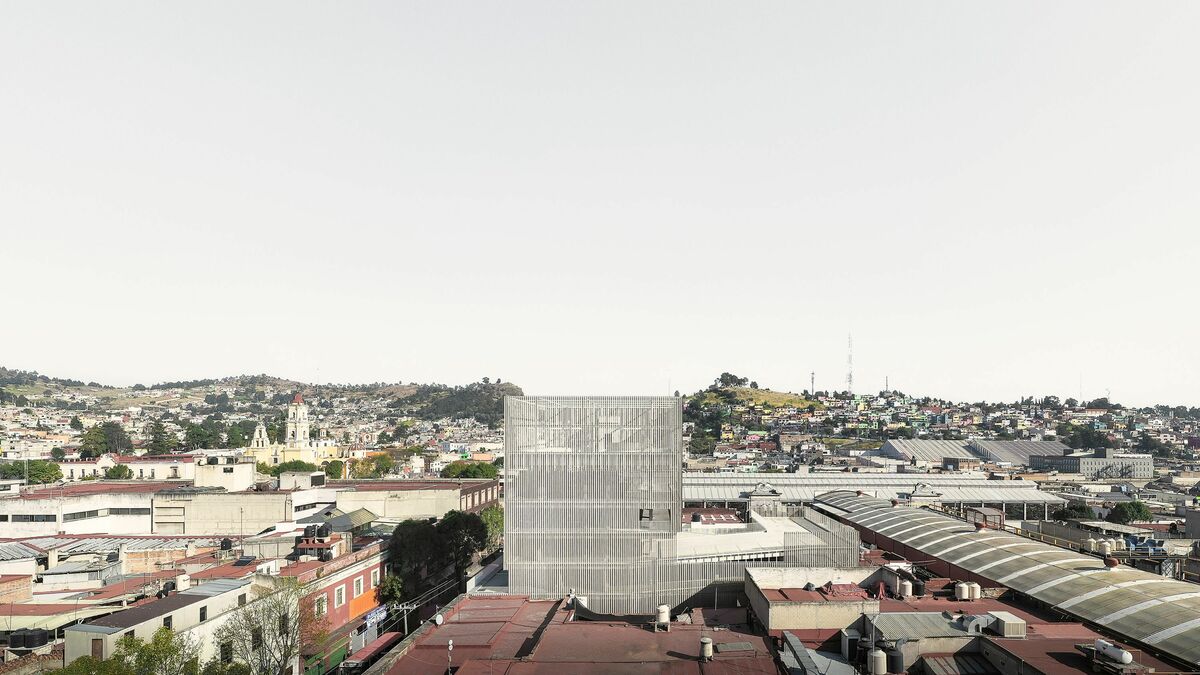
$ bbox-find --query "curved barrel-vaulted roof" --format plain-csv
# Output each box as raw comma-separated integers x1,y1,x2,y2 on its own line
814,490,1200,667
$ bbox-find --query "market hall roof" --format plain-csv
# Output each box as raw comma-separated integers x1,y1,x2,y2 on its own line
682,473,1065,504
813,490,1200,667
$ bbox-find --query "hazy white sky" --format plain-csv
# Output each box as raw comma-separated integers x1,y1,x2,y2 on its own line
3,3,1199,405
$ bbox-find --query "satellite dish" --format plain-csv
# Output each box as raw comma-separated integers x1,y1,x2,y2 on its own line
434,614,444,626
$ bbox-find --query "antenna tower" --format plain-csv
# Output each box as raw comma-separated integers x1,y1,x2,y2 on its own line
846,333,854,395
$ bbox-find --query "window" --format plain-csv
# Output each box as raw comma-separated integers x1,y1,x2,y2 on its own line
150,469,155,478
0,515,10,522
64,510,101,522
163,615,172,629
238,593,247,606
110,508,151,516
370,569,380,589
353,577,364,598
223,467,234,474
139,469,145,478
251,627,262,651
13,514,56,523
220,642,233,664
315,595,327,617
199,606,207,622
334,586,345,608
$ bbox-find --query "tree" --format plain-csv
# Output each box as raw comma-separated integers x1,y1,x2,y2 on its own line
105,464,134,480
389,519,446,598
69,415,84,431
81,421,133,457
440,461,498,479
147,420,179,455
268,460,320,477
1052,500,1094,520
438,510,488,576
376,431,392,445
1106,501,1153,525
375,574,405,606
480,505,503,550
324,460,344,479
1,460,62,484
111,627,200,675
212,580,304,675
688,434,716,455
51,447,66,461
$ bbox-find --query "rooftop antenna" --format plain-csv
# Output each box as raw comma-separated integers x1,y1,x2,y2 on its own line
846,333,854,395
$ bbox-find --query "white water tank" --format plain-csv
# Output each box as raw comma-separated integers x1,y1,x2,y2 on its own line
954,582,968,600
1096,639,1133,665
1099,541,1113,556
967,582,982,601
656,605,670,624
868,647,887,675
898,579,912,598
700,637,714,661
1086,537,1098,552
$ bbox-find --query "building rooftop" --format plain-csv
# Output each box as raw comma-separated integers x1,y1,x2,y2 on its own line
816,490,1200,668
17,481,184,500
87,578,250,630
682,473,1065,504
374,595,778,675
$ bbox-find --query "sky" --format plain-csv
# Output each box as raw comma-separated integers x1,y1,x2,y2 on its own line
3,2,1199,406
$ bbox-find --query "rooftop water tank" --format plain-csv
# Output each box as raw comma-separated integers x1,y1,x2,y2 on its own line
1096,639,1133,665
9,630,26,650
898,579,912,598
912,579,926,597
868,647,887,675
220,538,234,551
954,582,968,601
656,605,670,624
700,637,713,661
885,645,904,674
967,582,982,601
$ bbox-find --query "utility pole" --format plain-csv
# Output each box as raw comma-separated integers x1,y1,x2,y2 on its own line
810,371,815,397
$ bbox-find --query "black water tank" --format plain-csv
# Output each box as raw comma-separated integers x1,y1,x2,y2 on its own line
220,538,234,550
318,523,332,538
304,525,317,538
885,646,904,674
912,579,926,597
163,581,176,592
691,512,702,523
28,629,48,648
9,630,26,649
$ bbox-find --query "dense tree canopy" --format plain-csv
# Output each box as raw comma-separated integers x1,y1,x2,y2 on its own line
1,460,62,484
441,461,498,479
1052,500,1094,520
105,464,134,480
1106,501,1153,525
80,421,133,458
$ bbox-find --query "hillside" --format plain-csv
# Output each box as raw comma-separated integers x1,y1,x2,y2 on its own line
0,366,522,425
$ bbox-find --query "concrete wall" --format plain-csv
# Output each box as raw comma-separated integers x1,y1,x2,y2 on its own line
335,488,459,521
195,462,255,492
153,492,294,535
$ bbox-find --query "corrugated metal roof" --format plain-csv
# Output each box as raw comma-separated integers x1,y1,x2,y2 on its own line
815,490,1200,667
15,536,221,553
868,611,968,639
0,542,41,561
968,440,1069,466
880,440,975,462
681,473,1064,504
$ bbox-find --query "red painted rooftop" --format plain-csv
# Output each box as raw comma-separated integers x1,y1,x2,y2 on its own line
327,480,492,492
18,481,185,499
385,596,778,675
